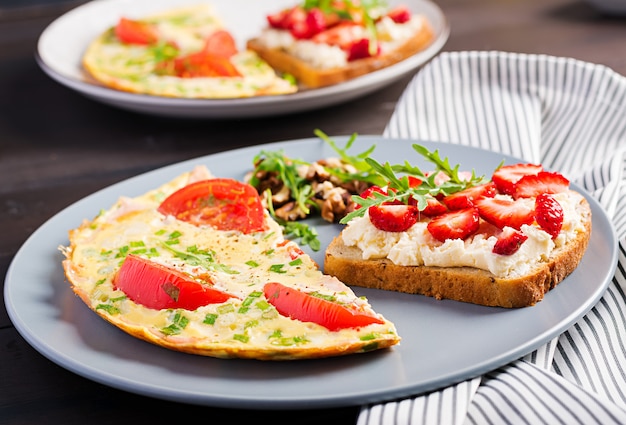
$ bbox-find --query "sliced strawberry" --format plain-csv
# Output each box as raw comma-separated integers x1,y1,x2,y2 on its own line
492,228,529,255
443,182,497,210
307,8,327,31
535,193,564,239
426,208,480,242
407,176,423,187
360,185,387,198
313,22,360,49
285,7,307,29
492,163,543,196
290,21,312,39
418,197,448,217
355,185,387,209
273,6,327,39
267,10,288,28
291,8,326,39
369,204,419,232
475,197,535,230
476,220,501,239
425,170,449,186
347,38,378,61
513,171,569,199
386,6,412,23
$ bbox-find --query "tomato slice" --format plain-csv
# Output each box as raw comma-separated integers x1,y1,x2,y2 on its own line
163,52,241,78
263,282,385,331
113,254,235,310
157,178,267,233
114,17,159,45
203,30,239,58
154,30,241,78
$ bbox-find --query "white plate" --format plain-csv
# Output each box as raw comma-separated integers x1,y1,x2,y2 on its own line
4,137,617,409
36,0,449,118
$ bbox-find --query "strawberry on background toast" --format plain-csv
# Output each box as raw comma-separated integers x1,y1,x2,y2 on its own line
246,1,435,88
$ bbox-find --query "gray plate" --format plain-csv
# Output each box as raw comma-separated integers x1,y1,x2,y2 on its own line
36,0,449,118
4,136,617,409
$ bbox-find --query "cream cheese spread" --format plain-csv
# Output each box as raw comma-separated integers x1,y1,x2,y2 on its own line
255,15,425,70
341,191,588,278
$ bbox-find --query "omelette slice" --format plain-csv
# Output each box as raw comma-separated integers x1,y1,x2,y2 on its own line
82,4,297,99
60,166,400,360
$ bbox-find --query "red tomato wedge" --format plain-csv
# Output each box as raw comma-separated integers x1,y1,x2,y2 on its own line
157,178,267,234
113,254,235,310
263,282,385,331
203,30,239,58
154,31,241,78
168,52,242,78
115,17,159,45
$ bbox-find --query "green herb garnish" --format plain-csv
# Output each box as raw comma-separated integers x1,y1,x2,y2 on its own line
95,304,120,315
203,313,218,325
340,144,493,224
161,311,189,335
313,129,386,187
249,130,382,251
250,150,315,216
282,219,321,252
161,243,239,274
269,264,287,274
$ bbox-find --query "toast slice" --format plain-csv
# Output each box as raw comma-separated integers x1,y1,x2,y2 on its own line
246,11,435,89
324,192,592,308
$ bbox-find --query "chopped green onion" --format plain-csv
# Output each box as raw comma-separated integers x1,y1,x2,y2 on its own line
269,264,286,274
203,313,218,325
95,304,119,315
233,334,249,343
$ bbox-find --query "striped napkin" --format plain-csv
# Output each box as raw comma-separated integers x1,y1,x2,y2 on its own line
358,51,626,425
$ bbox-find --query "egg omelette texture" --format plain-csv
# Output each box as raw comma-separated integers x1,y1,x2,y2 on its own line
60,166,400,360
82,4,297,99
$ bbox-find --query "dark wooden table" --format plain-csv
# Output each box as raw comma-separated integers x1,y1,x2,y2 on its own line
2,0,625,423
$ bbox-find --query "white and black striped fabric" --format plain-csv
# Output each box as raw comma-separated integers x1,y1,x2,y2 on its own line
358,51,626,425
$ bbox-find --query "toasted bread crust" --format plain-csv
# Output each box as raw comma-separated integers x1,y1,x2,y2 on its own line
246,16,435,89
324,196,592,308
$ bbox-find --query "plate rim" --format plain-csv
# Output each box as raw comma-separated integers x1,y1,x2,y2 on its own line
35,0,450,118
4,136,618,409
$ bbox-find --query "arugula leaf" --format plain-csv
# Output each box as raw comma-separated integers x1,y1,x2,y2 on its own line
314,129,386,186
250,150,316,216
314,130,374,172
283,221,321,252
340,144,491,224
302,0,389,23
263,190,321,251
248,132,384,251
